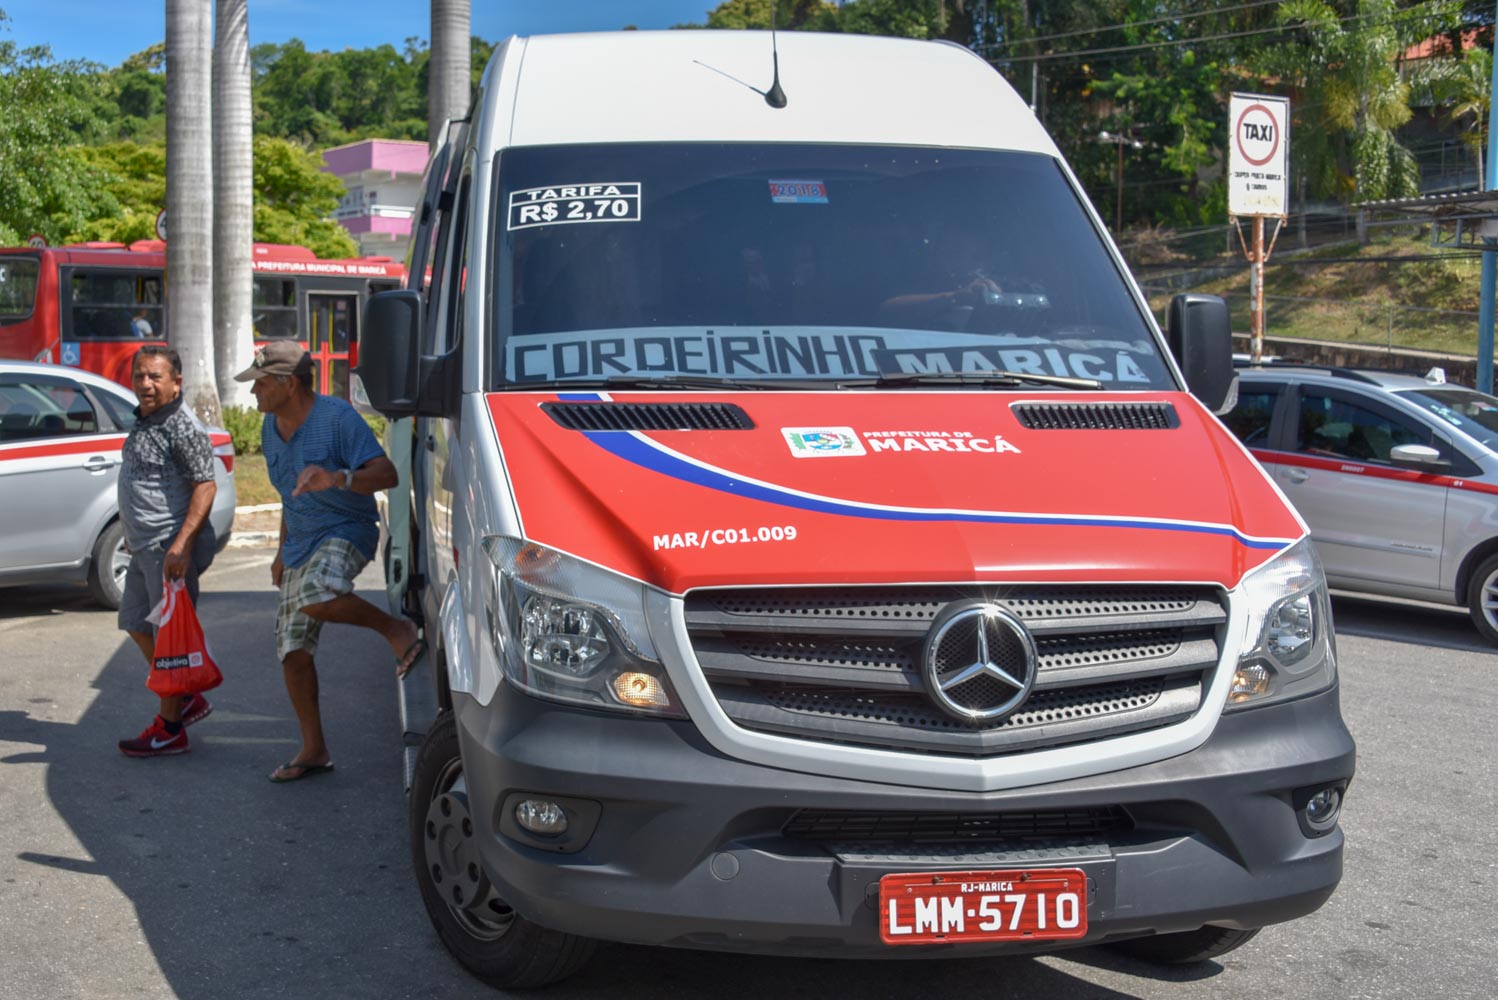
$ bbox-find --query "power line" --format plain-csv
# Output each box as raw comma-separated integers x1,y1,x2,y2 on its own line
983,0,1283,52
995,8,1462,66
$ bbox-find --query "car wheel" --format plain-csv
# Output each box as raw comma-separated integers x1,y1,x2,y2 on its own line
86,520,128,610
1108,925,1260,964
410,711,597,989
1467,554,1498,644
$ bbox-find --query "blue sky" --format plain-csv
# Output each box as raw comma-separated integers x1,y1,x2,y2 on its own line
2,1,722,67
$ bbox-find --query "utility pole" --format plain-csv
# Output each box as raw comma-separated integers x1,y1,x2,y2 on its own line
1478,0,1498,394
1097,130,1142,233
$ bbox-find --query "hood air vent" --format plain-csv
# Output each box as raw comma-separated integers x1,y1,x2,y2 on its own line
1011,401,1178,430
541,401,755,432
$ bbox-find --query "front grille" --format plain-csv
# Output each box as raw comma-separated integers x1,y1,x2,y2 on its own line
784,806,1132,844
685,584,1225,756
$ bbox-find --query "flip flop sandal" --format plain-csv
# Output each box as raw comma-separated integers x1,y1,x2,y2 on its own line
396,637,428,681
269,760,335,783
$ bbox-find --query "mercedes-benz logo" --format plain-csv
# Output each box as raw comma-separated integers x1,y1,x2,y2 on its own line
923,602,1038,721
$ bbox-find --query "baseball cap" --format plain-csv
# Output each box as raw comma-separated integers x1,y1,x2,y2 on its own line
233,341,313,382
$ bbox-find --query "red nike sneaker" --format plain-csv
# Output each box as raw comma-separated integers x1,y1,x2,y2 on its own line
118,715,190,757
180,692,213,727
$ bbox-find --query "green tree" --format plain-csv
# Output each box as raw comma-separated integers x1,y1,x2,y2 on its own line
0,11,114,244
1266,0,1461,202
252,136,358,258
1409,46,1492,183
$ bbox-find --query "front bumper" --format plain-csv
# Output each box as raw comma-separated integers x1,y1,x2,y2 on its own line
454,684,1355,957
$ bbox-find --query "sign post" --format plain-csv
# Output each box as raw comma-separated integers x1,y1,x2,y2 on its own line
1228,93,1290,364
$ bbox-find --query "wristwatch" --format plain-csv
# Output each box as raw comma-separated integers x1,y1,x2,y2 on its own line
341,468,355,490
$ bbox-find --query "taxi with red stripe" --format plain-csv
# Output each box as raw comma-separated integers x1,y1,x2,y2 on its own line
0,360,236,608
1227,362,1498,641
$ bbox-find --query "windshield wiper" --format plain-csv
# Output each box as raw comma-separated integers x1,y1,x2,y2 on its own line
842,370,1104,390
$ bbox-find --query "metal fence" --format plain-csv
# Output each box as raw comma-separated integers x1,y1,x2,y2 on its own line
1141,287,1480,355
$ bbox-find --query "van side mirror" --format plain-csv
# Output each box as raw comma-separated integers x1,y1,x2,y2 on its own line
1166,293,1236,414
358,291,423,418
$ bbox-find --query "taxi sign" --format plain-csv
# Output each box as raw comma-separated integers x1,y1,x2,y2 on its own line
1228,93,1290,216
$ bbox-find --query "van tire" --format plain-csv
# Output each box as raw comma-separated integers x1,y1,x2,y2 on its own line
86,520,127,610
410,711,598,989
1108,925,1260,964
1466,554,1498,644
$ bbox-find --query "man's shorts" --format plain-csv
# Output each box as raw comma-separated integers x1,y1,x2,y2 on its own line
275,538,371,662
118,536,214,635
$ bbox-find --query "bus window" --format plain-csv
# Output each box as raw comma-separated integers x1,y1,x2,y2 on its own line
0,258,40,321
253,278,299,339
68,270,164,341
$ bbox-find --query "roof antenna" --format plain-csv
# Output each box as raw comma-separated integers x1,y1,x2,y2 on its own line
765,6,787,108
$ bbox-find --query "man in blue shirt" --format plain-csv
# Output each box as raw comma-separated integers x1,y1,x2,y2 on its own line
233,341,424,782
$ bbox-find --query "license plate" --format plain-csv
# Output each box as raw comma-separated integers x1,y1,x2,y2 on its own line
879,868,1089,945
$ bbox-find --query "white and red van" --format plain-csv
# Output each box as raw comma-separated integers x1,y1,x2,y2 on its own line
360,30,1354,990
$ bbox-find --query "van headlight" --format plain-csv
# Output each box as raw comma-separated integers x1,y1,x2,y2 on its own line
481,536,685,718
1226,538,1337,710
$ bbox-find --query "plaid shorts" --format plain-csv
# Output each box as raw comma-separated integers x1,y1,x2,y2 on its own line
275,538,371,661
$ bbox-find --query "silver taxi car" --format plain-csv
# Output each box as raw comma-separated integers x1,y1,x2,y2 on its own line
1225,363,1498,641
0,360,236,608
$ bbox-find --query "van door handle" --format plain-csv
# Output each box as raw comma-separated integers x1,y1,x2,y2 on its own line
1282,468,1308,484
82,457,115,473
425,435,436,452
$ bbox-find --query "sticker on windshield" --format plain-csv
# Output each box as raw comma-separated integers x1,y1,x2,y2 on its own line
769,179,828,204
782,427,865,458
508,182,642,230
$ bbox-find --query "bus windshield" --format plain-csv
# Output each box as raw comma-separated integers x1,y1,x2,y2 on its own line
493,143,1171,390
0,257,40,320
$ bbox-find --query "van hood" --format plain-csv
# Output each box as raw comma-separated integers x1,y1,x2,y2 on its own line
487,391,1303,594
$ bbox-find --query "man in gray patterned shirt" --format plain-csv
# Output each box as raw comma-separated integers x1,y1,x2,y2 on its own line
117,346,219,758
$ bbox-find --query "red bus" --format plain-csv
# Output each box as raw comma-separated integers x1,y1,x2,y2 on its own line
0,240,405,395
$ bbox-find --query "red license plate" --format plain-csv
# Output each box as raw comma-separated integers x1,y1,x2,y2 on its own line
879,868,1089,945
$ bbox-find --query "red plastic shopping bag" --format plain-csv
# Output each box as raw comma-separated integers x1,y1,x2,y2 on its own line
145,577,223,697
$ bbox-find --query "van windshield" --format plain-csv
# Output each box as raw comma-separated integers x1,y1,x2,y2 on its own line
494,143,1172,390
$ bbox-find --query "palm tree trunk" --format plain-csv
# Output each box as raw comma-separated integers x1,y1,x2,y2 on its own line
429,0,471,146
166,0,220,426
213,0,254,408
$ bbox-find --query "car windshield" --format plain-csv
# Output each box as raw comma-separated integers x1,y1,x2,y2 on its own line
1398,386,1498,450
492,143,1172,390
0,256,40,320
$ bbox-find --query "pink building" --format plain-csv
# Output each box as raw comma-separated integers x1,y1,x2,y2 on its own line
322,139,431,258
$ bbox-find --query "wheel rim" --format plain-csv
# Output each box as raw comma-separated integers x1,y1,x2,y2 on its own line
1481,569,1498,633
422,756,516,940
110,535,130,594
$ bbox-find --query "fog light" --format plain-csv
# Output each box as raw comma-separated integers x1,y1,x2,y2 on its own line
1304,787,1342,833
612,671,670,709
1230,664,1271,702
514,798,568,836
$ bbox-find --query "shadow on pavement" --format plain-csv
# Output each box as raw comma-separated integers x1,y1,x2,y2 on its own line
1330,592,1497,655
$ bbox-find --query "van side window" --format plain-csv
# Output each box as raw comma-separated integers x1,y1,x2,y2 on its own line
440,173,471,355
1295,391,1424,463
1223,386,1279,446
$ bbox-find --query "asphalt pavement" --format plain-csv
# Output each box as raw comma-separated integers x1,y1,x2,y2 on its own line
1,550,1495,999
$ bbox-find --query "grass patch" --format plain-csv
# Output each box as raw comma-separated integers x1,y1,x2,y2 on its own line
233,453,278,507
1148,230,1485,354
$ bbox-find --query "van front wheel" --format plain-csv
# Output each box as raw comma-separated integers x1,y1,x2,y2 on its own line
409,711,597,989
1466,554,1498,644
